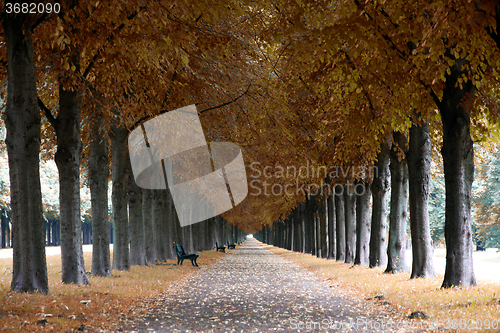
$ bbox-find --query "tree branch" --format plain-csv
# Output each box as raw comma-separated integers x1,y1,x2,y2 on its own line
82,9,142,79
37,96,57,128
199,84,252,114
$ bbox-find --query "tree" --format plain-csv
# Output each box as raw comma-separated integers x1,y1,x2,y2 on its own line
128,157,146,266
110,119,130,271
385,132,409,274
89,111,111,276
142,189,156,263
354,181,371,266
369,143,390,268
343,185,356,264
2,11,49,294
335,186,345,261
408,117,436,278
433,58,477,287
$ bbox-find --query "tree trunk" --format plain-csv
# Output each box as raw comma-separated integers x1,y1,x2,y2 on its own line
165,188,177,259
335,186,346,261
4,14,49,293
128,157,146,266
385,132,409,274
355,182,371,266
110,123,130,271
318,196,327,258
89,114,111,276
408,116,435,278
56,61,89,285
327,194,336,259
344,187,356,263
369,142,390,268
142,189,155,263
152,190,167,261
436,59,477,288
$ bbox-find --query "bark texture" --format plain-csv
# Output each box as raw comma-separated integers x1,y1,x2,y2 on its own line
327,194,336,259
4,14,49,293
335,186,346,261
110,123,130,271
56,62,89,285
344,188,356,264
385,132,409,274
142,190,155,264
435,59,477,288
317,197,327,258
407,117,435,278
152,190,167,261
354,183,371,266
89,115,111,276
128,159,146,265
369,142,390,268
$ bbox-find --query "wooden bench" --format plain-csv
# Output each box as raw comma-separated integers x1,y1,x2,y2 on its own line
215,241,226,252
227,241,236,249
174,243,199,267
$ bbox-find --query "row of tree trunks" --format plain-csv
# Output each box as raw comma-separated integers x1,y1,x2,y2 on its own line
255,121,440,282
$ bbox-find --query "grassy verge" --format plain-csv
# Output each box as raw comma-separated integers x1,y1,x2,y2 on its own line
258,241,500,333
0,247,228,332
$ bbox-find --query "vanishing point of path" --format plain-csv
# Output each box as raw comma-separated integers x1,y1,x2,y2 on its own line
124,238,420,332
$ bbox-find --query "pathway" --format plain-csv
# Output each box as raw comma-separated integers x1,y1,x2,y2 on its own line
124,238,418,332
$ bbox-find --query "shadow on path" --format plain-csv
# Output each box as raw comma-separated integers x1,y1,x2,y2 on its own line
125,238,417,332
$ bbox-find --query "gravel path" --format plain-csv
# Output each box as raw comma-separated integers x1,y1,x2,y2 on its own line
124,239,417,332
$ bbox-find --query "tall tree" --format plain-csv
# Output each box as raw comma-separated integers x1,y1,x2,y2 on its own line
110,119,130,271
385,132,409,274
335,186,346,261
128,157,146,266
344,186,356,263
433,58,477,287
3,12,49,293
142,189,155,264
369,142,390,268
89,112,111,276
354,181,371,266
42,51,89,285
407,117,435,278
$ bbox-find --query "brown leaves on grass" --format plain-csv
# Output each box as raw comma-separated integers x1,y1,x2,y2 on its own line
0,249,226,332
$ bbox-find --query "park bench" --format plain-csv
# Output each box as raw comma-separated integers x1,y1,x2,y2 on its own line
174,243,199,267
215,241,226,252
227,241,236,249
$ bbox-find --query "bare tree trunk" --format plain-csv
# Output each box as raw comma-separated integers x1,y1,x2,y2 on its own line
142,189,155,263
318,197,327,258
110,123,130,271
355,183,371,266
89,114,111,276
335,186,346,261
128,158,146,265
327,194,336,259
369,142,390,268
408,117,435,278
56,62,89,285
344,187,356,263
152,190,167,261
164,189,176,259
436,59,477,288
385,132,409,274
4,13,48,293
